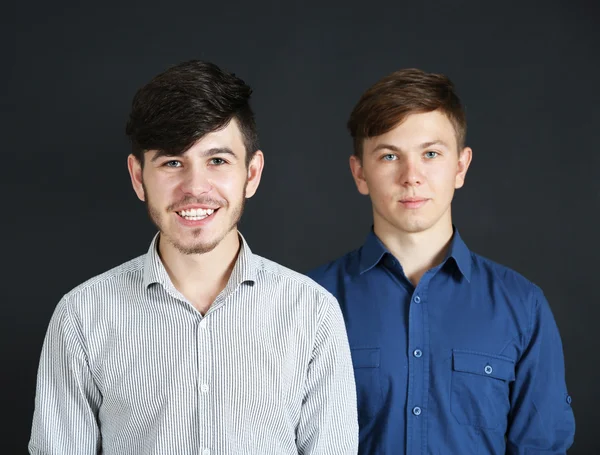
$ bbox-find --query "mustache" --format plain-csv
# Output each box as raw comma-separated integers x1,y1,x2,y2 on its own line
167,196,227,211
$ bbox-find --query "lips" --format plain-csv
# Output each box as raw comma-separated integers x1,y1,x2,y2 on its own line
400,198,427,203
175,208,219,227
176,207,218,221
174,205,220,212
399,198,428,209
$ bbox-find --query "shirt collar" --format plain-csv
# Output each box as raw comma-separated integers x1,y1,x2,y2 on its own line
445,229,472,282
358,230,389,275
143,232,258,290
358,226,472,282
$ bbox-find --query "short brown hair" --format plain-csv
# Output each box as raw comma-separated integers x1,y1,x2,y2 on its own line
347,68,466,159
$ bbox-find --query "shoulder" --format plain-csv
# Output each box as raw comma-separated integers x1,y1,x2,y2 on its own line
305,248,361,285
471,251,544,302
61,255,146,305
48,255,145,334
253,254,339,306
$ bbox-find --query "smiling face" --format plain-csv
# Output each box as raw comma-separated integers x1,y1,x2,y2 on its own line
350,110,472,238
128,119,263,255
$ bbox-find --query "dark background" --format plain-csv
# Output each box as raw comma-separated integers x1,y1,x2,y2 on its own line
4,0,599,453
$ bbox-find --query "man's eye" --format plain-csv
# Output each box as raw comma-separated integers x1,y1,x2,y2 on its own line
210,158,226,165
164,160,182,167
424,151,439,159
382,154,397,161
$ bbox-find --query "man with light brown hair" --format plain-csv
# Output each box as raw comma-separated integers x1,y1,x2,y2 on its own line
308,68,575,454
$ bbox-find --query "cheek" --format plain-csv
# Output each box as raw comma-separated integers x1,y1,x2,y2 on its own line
146,177,179,203
367,167,395,193
369,183,397,209
215,171,248,194
428,167,457,188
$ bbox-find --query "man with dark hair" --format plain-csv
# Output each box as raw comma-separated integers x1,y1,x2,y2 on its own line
29,60,358,455
308,68,575,454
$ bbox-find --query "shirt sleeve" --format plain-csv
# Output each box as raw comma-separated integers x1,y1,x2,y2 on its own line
296,294,359,454
506,287,575,454
29,298,102,454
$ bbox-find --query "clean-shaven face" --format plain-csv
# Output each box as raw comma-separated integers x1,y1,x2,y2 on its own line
350,110,472,236
129,119,262,255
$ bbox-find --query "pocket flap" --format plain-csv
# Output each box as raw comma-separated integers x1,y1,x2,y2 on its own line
351,348,380,368
453,350,515,381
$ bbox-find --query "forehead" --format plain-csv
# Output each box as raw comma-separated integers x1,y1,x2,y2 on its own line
187,118,245,153
145,118,246,163
365,110,458,151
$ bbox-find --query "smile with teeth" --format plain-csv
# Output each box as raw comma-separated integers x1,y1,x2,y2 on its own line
177,208,216,221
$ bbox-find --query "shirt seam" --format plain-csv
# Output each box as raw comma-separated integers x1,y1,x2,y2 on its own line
257,267,338,303
60,298,97,385
63,264,144,301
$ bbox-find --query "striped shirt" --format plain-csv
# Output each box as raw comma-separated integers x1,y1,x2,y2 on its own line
29,233,358,455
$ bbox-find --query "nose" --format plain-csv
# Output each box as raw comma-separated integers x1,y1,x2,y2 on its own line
399,155,423,186
180,164,213,196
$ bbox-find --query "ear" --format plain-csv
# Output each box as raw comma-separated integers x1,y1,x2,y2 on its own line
349,155,370,195
127,154,146,201
245,150,265,198
455,146,473,189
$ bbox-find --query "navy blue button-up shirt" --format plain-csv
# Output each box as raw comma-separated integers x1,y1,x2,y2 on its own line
308,229,575,454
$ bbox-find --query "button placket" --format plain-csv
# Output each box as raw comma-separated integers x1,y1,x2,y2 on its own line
197,315,213,453
406,281,430,454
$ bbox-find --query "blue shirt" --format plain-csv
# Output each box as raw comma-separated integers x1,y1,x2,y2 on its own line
307,229,575,454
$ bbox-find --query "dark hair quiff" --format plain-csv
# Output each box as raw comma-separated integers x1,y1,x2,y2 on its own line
348,68,466,160
126,60,259,166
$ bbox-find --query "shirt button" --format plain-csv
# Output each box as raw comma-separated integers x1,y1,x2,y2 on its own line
199,319,207,329
566,395,572,405
484,365,493,375
200,383,209,393
202,449,210,455
413,295,421,304
412,406,422,416
413,349,423,358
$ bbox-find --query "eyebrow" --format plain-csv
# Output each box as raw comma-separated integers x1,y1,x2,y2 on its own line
150,147,238,162
200,147,238,158
371,140,449,154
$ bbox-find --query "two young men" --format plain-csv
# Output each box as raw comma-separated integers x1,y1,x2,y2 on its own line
30,61,575,454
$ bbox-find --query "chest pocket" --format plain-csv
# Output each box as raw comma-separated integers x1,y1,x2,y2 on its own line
450,350,515,429
351,348,383,422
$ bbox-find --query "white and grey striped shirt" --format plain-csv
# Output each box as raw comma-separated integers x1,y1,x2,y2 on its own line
29,233,358,455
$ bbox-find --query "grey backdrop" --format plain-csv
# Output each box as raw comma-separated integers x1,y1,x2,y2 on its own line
5,0,599,453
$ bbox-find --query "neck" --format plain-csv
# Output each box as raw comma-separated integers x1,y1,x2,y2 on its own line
374,219,454,287
158,229,241,314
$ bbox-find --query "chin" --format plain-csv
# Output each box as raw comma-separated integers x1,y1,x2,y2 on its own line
393,219,434,234
175,239,220,255
160,229,214,254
